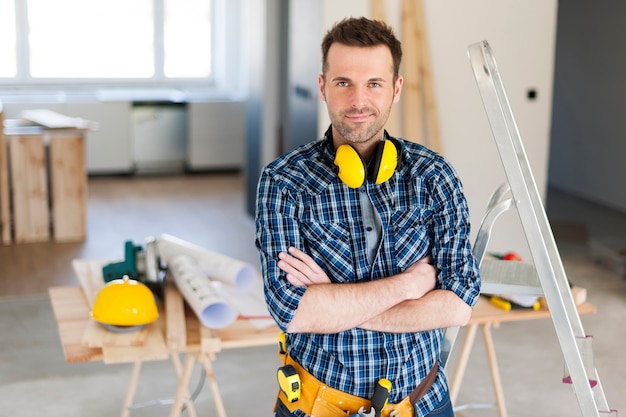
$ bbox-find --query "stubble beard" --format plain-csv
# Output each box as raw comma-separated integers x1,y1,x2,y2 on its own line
331,105,392,145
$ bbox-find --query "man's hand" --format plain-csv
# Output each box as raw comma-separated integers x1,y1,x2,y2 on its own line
279,246,436,299
399,257,437,299
278,247,331,286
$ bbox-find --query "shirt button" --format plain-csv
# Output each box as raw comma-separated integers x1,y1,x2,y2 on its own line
366,227,373,232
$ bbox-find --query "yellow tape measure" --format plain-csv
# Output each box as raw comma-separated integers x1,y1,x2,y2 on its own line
277,364,301,403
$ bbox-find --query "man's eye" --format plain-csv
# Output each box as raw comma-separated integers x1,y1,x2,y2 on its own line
370,82,381,88
337,81,348,87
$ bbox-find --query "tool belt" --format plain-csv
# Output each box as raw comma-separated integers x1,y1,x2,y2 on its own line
277,352,439,417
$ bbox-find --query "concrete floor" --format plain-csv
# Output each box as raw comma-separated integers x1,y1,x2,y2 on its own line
0,172,624,416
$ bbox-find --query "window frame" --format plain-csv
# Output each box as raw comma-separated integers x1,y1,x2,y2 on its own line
0,0,244,94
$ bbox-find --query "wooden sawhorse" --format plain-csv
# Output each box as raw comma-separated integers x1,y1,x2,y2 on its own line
49,259,279,417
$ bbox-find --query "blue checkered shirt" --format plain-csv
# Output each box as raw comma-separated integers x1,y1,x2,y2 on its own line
255,135,480,416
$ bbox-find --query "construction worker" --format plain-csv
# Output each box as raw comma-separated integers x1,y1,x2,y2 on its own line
255,17,480,417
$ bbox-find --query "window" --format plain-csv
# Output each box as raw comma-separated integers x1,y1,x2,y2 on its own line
0,0,230,88
28,0,156,78
0,0,17,78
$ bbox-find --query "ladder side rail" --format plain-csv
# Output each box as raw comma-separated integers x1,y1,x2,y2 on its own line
470,40,586,341
486,51,613,413
441,186,514,371
472,196,514,268
479,44,585,336
468,41,604,417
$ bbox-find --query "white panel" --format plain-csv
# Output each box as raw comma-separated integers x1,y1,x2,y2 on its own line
188,101,245,170
132,103,187,173
65,102,133,174
424,0,558,260
320,0,558,260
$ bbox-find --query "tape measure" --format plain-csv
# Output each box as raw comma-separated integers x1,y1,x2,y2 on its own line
277,364,301,403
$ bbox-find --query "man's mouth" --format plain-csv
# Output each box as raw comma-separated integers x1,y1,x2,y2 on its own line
345,112,373,123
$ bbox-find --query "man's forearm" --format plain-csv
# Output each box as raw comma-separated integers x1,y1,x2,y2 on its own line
359,289,472,333
286,276,418,334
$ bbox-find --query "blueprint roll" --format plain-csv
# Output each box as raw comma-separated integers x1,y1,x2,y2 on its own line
169,254,238,329
158,233,258,292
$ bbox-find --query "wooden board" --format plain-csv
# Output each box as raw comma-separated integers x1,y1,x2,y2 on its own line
370,0,403,137
101,317,169,365
81,319,150,348
20,109,97,130
401,0,425,145
72,258,107,306
0,110,11,244
9,134,50,243
469,296,597,325
165,280,187,351
48,286,103,363
414,0,442,154
49,133,87,242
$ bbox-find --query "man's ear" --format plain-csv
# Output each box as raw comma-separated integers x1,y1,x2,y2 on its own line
318,73,326,101
393,75,404,104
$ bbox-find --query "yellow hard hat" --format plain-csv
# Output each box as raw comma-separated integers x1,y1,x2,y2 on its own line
91,275,159,327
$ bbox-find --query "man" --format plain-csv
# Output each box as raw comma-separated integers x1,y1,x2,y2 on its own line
255,17,480,417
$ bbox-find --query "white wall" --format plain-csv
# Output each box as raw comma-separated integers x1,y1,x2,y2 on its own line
549,1,626,213
320,0,558,260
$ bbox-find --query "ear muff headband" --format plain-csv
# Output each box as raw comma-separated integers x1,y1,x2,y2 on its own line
334,140,399,188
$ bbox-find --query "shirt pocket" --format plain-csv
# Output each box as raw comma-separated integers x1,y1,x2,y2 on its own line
391,206,431,270
301,220,354,283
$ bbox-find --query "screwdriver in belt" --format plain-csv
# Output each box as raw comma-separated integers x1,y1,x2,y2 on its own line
350,378,392,417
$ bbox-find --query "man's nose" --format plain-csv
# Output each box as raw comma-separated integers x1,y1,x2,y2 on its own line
350,86,368,108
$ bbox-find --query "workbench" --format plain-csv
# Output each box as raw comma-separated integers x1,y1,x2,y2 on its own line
449,295,597,417
48,259,279,417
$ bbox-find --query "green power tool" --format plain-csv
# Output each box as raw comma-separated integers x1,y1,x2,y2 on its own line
101,237,163,285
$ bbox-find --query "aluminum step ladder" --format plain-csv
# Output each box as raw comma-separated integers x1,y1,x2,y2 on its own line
440,40,616,417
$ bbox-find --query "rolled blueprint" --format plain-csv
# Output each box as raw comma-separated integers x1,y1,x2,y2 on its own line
169,254,238,329
158,233,258,292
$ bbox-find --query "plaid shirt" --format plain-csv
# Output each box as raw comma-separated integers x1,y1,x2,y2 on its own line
255,135,480,416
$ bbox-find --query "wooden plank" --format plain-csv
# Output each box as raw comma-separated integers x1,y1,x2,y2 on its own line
370,0,386,21
370,0,403,137
101,316,169,364
82,319,150,348
468,296,597,325
49,133,87,242
401,0,424,144
414,0,442,154
9,134,50,243
165,280,187,351
0,110,11,244
20,109,98,130
48,286,103,363
218,319,279,350
72,258,106,306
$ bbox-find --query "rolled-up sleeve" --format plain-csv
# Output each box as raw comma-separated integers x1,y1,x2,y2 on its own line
255,169,306,331
429,161,481,308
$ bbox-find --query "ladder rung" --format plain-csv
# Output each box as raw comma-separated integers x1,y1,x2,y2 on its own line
480,259,544,296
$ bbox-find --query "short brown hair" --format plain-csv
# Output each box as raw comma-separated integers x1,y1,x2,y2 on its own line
321,17,402,81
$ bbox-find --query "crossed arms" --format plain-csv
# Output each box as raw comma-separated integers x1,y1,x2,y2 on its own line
278,246,472,334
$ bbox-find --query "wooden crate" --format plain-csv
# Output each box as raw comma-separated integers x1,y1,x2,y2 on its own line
49,133,87,242
9,134,51,243
1,126,87,244
0,111,11,244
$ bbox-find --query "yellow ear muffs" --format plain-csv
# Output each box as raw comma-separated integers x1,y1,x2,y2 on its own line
335,144,366,188
368,139,399,185
334,140,399,188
